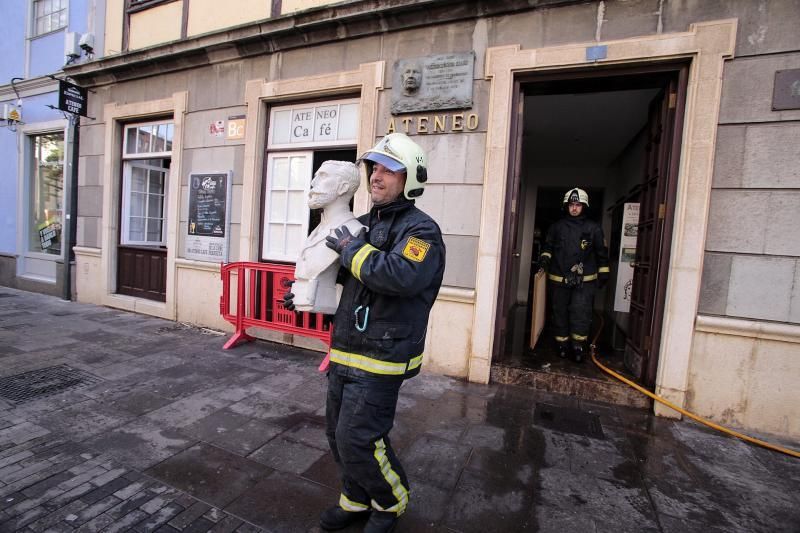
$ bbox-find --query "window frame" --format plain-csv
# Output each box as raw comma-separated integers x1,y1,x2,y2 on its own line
30,0,68,38
120,120,173,247
260,151,314,263
120,159,168,247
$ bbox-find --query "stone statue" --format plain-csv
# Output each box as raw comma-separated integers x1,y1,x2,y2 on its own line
292,160,365,314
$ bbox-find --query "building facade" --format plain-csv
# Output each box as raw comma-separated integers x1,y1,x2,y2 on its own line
60,0,800,440
0,0,105,296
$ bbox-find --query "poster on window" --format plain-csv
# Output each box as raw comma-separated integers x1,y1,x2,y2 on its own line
613,203,640,313
185,171,232,262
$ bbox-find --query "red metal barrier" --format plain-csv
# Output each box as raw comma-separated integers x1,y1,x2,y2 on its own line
220,261,332,351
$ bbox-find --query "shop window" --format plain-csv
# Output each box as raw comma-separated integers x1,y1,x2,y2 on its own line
27,132,64,256
121,121,173,246
32,0,67,37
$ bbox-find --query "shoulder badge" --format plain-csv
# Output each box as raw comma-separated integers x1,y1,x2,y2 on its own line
402,237,431,263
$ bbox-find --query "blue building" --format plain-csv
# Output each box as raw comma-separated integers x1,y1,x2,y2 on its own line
0,0,104,296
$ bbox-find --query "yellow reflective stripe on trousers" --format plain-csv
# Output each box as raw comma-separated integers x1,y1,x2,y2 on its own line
571,333,588,341
351,244,378,282
339,493,369,512
372,438,408,515
598,266,610,273
554,335,569,342
330,349,423,376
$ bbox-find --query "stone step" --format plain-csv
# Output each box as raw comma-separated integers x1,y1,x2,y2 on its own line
490,352,651,409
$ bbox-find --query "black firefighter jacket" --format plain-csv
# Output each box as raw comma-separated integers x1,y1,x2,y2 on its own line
540,214,610,283
330,199,445,380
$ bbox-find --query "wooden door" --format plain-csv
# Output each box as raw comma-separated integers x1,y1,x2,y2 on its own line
117,246,167,302
624,72,684,387
493,81,525,361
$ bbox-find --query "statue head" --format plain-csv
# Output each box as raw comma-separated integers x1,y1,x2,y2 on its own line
401,62,422,96
308,160,360,210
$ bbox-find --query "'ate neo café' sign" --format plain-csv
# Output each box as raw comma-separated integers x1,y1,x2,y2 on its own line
58,80,88,117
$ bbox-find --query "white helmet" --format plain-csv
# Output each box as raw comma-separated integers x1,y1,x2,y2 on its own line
360,133,428,199
563,187,589,207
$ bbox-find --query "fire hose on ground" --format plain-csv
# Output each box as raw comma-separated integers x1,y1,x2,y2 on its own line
589,313,800,459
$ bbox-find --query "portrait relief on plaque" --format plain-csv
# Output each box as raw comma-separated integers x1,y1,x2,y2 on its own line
391,52,475,115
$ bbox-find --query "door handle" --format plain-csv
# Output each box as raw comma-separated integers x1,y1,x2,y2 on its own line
513,253,521,258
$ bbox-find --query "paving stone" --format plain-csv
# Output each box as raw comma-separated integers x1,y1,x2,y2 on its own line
82,419,197,470
146,443,270,508
79,476,129,505
104,488,157,520
73,512,115,533
100,509,148,532
181,517,216,533
167,501,212,530
206,418,284,457
401,435,472,490
27,499,89,531
133,501,184,531
207,515,243,532
248,436,327,475
68,494,121,526
225,471,335,532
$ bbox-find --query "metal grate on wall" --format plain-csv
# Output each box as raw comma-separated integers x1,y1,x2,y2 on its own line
0,365,103,404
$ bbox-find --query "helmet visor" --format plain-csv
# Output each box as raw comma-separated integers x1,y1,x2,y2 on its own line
362,152,406,172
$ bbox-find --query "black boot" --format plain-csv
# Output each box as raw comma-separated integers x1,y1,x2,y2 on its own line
364,511,399,533
319,506,370,531
556,341,569,359
571,342,585,364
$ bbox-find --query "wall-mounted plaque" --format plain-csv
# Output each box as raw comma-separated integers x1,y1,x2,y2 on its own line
772,68,800,111
391,52,475,115
185,171,232,262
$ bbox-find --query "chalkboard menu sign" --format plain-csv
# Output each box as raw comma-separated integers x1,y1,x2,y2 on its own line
185,172,231,262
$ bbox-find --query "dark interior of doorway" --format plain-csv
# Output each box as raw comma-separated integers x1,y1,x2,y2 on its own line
498,69,682,391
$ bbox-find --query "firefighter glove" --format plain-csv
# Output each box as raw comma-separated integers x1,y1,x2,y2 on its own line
282,280,296,311
538,254,551,272
325,226,365,254
598,272,609,288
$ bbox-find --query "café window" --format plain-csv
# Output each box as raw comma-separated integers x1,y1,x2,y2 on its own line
262,98,359,262
32,0,67,37
121,121,173,246
27,132,64,256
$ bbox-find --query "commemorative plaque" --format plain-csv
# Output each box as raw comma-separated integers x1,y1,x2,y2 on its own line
391,52,475,115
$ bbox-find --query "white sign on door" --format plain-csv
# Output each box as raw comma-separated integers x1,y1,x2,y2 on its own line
613,203,640,313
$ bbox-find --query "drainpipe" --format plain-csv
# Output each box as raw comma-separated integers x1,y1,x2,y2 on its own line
61,114,79,300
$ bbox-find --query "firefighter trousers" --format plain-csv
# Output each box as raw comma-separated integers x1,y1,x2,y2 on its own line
549,281,596,345
325,364,410,515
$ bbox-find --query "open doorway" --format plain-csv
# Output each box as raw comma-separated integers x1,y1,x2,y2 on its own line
495,65,687,399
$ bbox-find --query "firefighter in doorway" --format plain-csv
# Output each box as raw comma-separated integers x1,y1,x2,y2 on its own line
538,188,610,363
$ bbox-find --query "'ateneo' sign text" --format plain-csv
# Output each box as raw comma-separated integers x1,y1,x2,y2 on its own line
386,113,479,135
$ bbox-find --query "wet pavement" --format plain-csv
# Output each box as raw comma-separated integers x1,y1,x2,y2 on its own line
0,286,798,532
